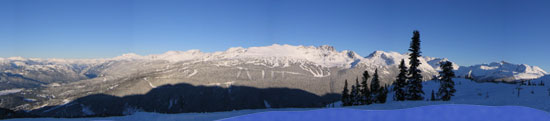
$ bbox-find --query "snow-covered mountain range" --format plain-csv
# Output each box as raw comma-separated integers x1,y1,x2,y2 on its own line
2,44,544,82
0,44,547,117
456,61,547,82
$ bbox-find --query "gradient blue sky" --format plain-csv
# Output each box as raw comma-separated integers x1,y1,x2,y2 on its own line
0,0,549,71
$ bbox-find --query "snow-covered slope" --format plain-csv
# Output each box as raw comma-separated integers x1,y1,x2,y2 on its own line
220,105,550,121
360,51,441,78
456,61,548,82
113,44,362,68
424,57,460,71
5,104,550,121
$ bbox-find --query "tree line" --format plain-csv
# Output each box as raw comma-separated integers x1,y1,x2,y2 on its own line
341,30,457,106
341,69,389,106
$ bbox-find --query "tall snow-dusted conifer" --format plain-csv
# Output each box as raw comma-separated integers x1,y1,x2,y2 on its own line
371,69,382,103
406,30,425,100
360,71,372,105
393,59,408,101
437,61,456,101
342,79,350,106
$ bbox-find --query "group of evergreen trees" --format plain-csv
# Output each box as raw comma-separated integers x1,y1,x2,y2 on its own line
523,80,545,86
342,69,389,106
342,30,457,106
391,30,426,101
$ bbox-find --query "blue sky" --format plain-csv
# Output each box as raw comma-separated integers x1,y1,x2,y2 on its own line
0,0,549,71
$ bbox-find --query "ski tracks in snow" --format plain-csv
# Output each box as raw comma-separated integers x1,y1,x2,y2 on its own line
187,69,198,78
144,78,157,88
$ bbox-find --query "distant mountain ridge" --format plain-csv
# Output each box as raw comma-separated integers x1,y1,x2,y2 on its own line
0,44,546,85
456,61,547,81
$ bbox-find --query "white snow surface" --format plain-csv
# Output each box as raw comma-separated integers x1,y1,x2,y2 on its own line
361,51,441,75
6,104,549,121
456,61,548,81
115,44,362,68
0,88,23,96
219,105,550,121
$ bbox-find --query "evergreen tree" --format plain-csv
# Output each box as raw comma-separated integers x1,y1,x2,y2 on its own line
350,82,359,105
353,79,362,105
393,59,408,101
371,69,383,103
341,79,351,106
360,71,371,105
406,30,425,100
437,61,456,101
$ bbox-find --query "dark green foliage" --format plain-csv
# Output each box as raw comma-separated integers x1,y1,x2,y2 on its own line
393,59,408,101
0,108,18,119
349,80,359,105
437,61,456,101
0,108,36,119
371,69,388,103
342,68,391,106
341,80,351,106
360,71,372,105
370,69,381,103
378,84,389,103
406,30,425,100
353,79,362,105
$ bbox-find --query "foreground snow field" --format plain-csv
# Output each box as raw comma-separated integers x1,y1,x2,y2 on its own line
5,104,549,121
220,105,550,121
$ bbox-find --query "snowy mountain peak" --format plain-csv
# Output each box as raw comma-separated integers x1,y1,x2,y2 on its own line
364,51,410,66
360,51,441,77
318,45,336,51
112,53,143,60
225,47,246,53
425,57,460,71
366,51,404,58
456,61,547,81
343,50,361,59
6,57,27,61
226,44,360,67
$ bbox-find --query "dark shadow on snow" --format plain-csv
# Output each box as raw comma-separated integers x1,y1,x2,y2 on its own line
29,83,340,118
